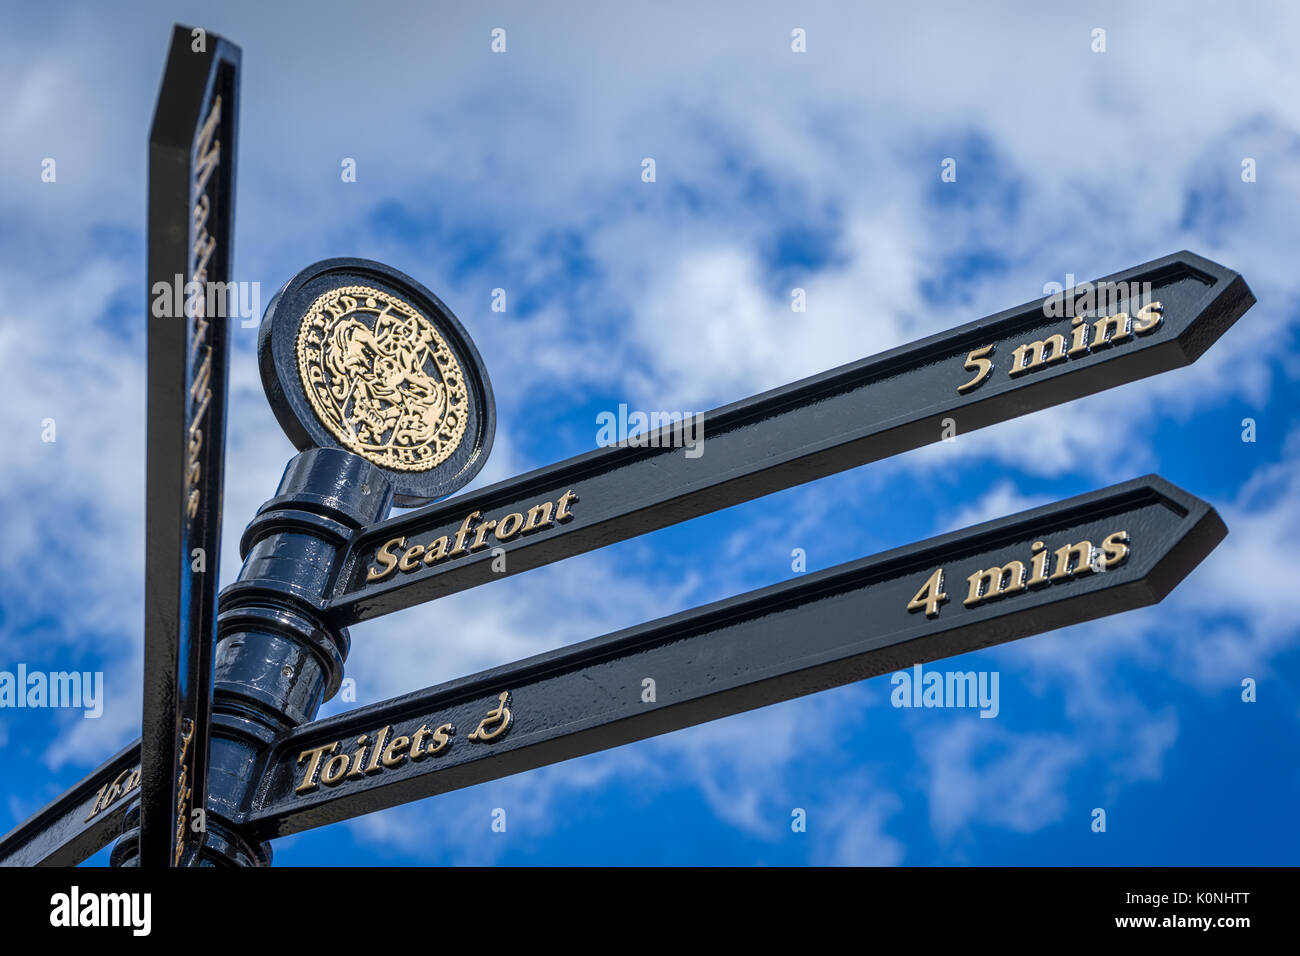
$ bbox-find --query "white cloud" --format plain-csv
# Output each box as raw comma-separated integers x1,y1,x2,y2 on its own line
919,720,1085,838
940,480,1053,534
811,782,906,867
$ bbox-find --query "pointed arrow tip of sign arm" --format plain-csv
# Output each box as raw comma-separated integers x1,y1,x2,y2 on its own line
1132,473,1229,606
1167,251,1256,364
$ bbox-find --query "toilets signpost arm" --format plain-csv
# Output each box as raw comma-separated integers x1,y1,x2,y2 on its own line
246,477,1225,839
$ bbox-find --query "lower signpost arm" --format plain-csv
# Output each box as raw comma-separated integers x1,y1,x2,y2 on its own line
244,475,1225,840
0,741,141,867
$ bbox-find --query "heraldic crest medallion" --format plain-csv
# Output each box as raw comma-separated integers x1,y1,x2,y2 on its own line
259,258,496,504
296,286,469,472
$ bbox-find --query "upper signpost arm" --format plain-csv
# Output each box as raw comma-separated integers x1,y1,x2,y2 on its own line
318,251,1251,626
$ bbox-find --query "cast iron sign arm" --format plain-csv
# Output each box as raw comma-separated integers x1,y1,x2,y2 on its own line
0,740,141,867
317,251,1250,627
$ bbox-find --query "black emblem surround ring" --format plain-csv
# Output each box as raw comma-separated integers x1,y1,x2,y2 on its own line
258,258,496,506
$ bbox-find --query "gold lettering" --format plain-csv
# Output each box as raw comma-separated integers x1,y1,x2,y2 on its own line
449,511,481,557
398,544,425,572
381,735,411,767
422,535,449,565
293,720,465,799
523,501,554,532
495,512,525,541
320,753,350,786
365,726,392,774
1100,530,1130,568
409,724,433,758
192,96,222,198
468,692,512,743
471,519,498,551
173,719,195,864
296,743,337,794
191,235,217,304
373,494,582,580
85,766,143,822
1009,334,1068,376
346,735,370,778
1026,540,1050,587
906,567,947,618
555,490,579,522
957,345,995,393
86,784,109,821
1068,316,1089,356
424,723,453,757
964,560,1027,607
193,191,211,236
1051,540,1094,580
366,537,405,582
190,350,212,402
1091,311,1131,348
1132,301,1163,334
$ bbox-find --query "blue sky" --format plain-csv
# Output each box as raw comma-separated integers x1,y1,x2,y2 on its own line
1,0,1298,865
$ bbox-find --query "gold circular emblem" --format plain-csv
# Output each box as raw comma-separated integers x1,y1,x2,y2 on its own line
295,285,469,472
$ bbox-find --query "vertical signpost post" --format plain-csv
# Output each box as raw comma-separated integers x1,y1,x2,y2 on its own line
140,25,240,867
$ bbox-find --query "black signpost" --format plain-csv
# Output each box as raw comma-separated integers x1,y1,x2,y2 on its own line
0,26,1258,870
137,25,240,868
